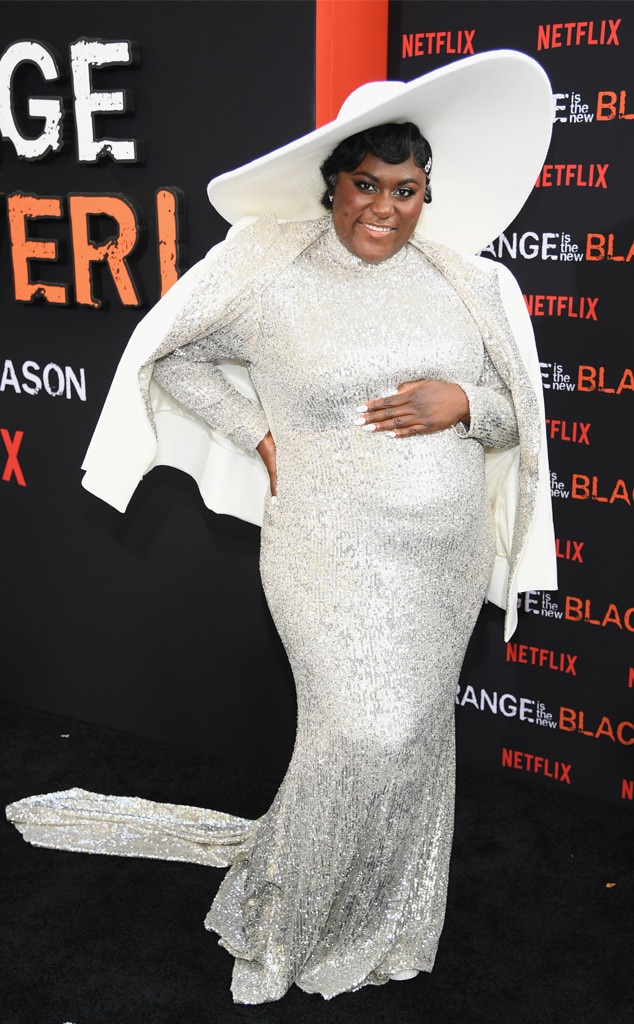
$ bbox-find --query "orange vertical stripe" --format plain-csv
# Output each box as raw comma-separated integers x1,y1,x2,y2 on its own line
315,0,389,127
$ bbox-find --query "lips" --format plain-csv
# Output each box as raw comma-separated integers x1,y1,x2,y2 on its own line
359,222,395,235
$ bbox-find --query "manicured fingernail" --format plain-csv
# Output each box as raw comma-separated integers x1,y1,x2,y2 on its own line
385,389,398,396
271,496,277,504
353,416,366,425
356,404,368,412
386,430,397,437
362,423,377,431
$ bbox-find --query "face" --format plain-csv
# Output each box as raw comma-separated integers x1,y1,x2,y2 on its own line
331,152,427,263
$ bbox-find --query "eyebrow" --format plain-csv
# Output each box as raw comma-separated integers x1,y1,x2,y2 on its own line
352,171,422,186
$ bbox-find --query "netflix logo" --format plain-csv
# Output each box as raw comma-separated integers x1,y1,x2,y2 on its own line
502,748,571,784
545,420,591,445
528,297,597,320
534,163,608,188
402,29,475,58
1,427,25,486
537,19,621,50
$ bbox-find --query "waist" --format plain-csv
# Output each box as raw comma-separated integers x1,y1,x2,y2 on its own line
273,425,487,508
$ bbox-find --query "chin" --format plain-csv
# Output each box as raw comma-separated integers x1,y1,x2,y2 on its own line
350,225,409,263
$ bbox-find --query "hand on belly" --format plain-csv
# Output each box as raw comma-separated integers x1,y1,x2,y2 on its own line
353,379,470,437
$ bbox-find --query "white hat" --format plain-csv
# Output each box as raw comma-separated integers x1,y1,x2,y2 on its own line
207,50,553,254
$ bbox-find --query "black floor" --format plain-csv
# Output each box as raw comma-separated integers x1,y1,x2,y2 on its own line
2,699,633,1024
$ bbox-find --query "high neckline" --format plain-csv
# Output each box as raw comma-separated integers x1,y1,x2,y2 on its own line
323,220,410,270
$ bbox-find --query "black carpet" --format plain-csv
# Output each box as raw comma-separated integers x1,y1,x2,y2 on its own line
2,699,632,1024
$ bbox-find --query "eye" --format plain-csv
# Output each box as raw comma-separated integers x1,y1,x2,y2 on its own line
393,187,416,199
354,179,377,192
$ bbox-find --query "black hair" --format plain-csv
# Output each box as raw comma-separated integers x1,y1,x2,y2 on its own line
319,122,432,211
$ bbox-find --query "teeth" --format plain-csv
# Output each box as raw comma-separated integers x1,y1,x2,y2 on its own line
363,224,392,233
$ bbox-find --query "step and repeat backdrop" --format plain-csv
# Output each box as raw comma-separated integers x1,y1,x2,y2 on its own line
1,1,631,802
389,1,633,804
0,1,315,773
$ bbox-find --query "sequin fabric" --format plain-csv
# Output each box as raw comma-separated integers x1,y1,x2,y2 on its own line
5,788,255,867
7,223,521,1005
158,226,517,1001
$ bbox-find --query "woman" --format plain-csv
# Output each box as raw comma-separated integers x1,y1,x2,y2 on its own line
8,52,557,1004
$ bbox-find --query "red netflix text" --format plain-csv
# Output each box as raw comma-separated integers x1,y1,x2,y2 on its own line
537,20,620,49
524,295,597,319
402,29,475,58
502,748,571,784
534,163,607,188
1,428,25,486
545,420,590,445
556,538,584,562
506,643,577,675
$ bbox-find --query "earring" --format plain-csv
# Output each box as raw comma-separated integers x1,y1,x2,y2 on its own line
328,194,333,204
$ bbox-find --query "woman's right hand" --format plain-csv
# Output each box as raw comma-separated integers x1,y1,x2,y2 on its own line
257,431,277,497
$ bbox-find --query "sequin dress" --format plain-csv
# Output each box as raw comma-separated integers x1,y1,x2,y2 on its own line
152,225,518,1001
7,225,519,1004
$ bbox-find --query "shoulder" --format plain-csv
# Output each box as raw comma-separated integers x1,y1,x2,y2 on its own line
458,253,532,341
411,234,527,308
411,233,506,282
222,213,330,250
465,254,524,295
197,214,330,279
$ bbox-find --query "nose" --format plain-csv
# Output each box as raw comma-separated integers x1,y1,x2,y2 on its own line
370,190,394,218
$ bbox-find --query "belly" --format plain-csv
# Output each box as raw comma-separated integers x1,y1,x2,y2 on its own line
270,423,488,517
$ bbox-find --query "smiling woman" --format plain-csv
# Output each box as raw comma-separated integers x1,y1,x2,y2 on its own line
8,51,557,1005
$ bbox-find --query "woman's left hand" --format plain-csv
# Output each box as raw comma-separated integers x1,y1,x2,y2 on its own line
354,380,470,437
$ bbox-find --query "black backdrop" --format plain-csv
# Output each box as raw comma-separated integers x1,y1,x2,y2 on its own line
2,1,633,802
389,1,634,804
0,1,315,773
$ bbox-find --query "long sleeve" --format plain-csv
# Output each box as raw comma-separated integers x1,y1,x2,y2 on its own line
152,311,270,453
454,350,519,449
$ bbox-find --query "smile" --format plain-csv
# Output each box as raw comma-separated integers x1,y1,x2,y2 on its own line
359,222,395,235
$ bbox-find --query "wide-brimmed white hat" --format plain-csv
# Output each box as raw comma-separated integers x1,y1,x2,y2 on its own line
208,50,552,255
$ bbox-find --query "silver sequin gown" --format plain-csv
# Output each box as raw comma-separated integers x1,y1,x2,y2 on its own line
153,225,518,1001
7,225,519,1004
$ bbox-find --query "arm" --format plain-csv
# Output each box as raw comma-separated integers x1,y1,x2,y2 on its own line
153,334,269,453
452,351,519,449
153,319,278,493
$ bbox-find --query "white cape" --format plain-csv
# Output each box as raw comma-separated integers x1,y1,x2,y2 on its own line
81,216,556,638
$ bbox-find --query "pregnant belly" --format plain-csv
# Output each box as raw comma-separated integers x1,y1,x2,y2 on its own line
272,425,488,515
